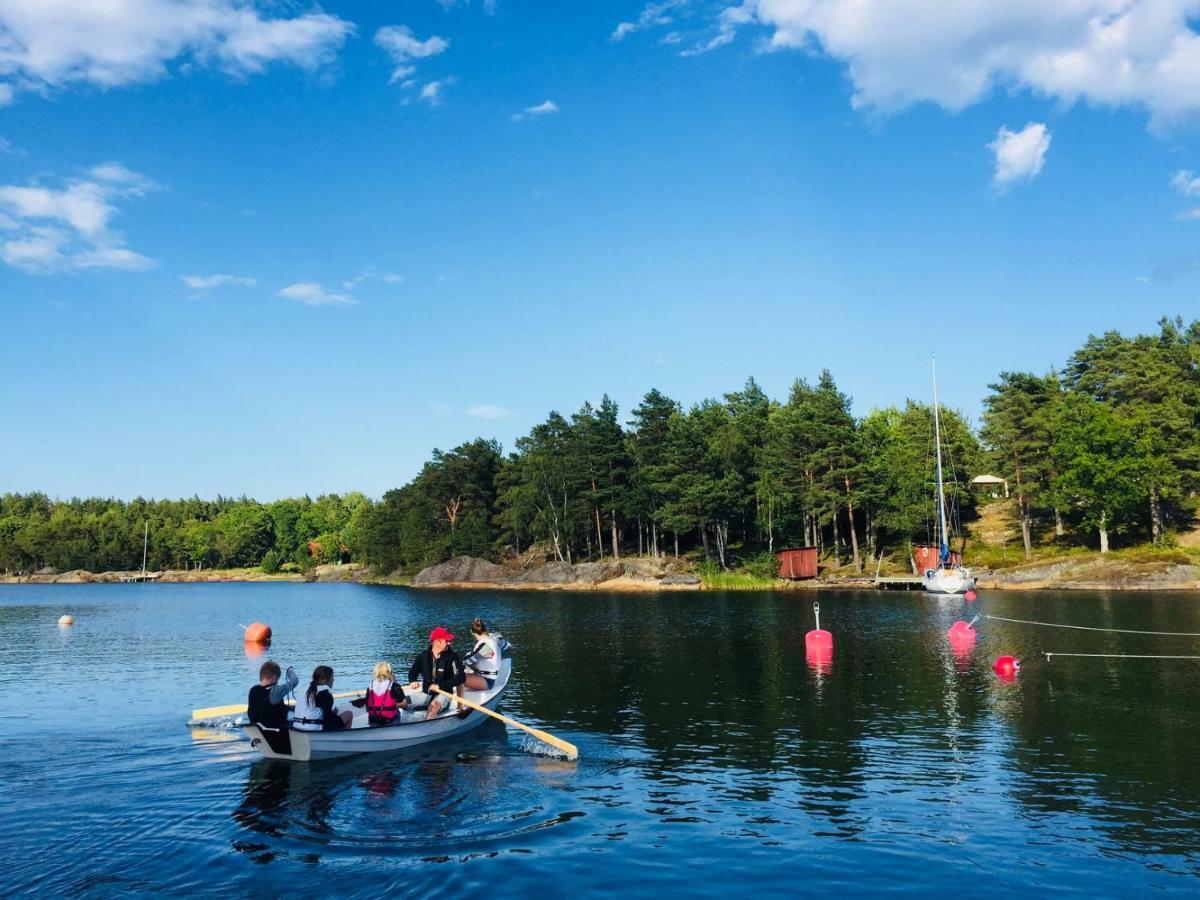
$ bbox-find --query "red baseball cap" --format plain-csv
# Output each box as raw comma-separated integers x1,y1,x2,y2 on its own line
429,626,455,643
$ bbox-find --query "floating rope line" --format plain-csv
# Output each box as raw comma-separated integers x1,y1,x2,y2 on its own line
1043,652,1200,661
984,614,1200,638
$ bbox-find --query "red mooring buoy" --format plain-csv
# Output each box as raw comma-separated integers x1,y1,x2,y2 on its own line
806,601,833,665
964,590,977,601
947,619,977,641
244,621,272,644
948,619,978,660
993,655,1019,681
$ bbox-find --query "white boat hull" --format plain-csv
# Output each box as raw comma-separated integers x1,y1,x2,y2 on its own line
245,658,512,761
922,567,976,595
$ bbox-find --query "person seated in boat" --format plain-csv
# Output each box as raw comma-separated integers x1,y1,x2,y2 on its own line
407,626,467,719
364,661,409,726
247,660,298,730
462,618,501,691
292,665,354,731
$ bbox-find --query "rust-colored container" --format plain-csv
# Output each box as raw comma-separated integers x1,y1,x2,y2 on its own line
913,545,961,572
777,547,818,580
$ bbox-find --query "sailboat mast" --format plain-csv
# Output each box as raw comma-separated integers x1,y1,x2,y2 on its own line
141,520,149,576
931,355,950,562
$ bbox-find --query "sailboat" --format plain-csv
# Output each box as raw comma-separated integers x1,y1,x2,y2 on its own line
922,356,976,595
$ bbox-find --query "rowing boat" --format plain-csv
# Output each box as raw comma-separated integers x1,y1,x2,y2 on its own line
244,658,513,761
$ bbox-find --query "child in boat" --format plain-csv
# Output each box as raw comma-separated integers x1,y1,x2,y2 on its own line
365,661,409,726
292,665,354,731
247,660,298,730
462,618,501,691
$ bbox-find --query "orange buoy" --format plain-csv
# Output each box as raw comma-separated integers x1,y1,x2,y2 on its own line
244,621,272,644
58,614,74,626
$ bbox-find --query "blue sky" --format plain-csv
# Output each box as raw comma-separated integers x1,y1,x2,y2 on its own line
1,1,1198,500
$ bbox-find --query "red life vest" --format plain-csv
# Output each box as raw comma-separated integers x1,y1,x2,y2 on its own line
366,681,399,722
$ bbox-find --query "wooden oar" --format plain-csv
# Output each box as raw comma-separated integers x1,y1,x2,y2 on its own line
191,691,363,721
430,686,578,760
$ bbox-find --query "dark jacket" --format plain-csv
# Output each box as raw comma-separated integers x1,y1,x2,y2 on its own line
314,688,345,731
247,669,298,729
247,684,288,729
408,646,465,696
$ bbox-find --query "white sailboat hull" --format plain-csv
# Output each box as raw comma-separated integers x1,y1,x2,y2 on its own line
922,567,976,595
245,658,512,761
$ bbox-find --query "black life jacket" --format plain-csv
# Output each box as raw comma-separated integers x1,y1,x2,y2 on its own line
247,683,288,730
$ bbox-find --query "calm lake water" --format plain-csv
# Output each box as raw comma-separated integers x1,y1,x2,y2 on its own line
2,583,1200,896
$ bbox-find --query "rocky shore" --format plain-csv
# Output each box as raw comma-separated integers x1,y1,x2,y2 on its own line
1,563,367,585
5,555,1197,591
408,556,703,591
975,558,1199,591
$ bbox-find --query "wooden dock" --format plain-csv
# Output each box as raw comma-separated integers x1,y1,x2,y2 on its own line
874,576,924,590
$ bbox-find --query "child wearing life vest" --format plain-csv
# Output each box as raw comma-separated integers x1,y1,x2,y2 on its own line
292,665,354,731
365,661,409,726
463,618,501,691
247,660,298,730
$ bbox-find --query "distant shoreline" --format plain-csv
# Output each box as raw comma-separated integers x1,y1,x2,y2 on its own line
4,556,1197,592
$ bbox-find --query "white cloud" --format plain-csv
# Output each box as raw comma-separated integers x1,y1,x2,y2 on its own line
0,164,156,273
511,99,559,121
1173,170,1200,197
1172,169,1200,219
74,246,153,270
340,271,404,289
612,0,689,41
182,273,256,290
989,123,1051,191
0,0,353,103
277,281,355,306
420,78,452,105
654,1,1200,128
466,404,514,420
374,26,448,83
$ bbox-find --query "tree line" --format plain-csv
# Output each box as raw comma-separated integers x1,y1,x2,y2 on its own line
2,317,1196,576
0,492,370,574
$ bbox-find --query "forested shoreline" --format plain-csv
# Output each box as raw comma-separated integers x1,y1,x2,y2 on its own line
2,318,1197,578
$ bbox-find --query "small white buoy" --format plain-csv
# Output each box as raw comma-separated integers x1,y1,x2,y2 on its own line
58,614,74,626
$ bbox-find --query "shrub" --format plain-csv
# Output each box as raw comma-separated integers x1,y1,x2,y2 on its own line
260,549,283,574
742,552,781,580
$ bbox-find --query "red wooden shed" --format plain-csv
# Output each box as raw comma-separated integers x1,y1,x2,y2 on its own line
776,547,818,580
912,545,961,573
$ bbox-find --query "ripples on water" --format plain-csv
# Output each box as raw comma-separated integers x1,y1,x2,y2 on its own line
1,584,1200,896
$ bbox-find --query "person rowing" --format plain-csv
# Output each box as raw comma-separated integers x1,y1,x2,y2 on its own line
408,627,467,719
462,618,501,691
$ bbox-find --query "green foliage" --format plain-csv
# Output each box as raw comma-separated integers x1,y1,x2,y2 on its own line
0,492,370,574
4,318,1195,574
742,551,782,580
260,548,283,574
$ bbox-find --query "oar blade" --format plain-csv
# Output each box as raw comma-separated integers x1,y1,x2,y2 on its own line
192,702,246,719
527,727,579,760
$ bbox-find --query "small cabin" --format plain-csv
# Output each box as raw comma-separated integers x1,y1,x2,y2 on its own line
776,547,818,579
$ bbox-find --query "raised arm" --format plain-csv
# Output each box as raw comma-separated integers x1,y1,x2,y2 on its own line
266,666,299,704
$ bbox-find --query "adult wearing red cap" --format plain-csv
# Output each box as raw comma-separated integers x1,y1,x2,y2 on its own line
407,626,468,719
